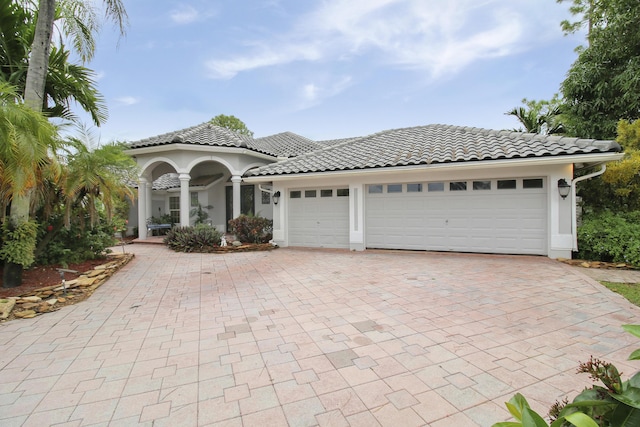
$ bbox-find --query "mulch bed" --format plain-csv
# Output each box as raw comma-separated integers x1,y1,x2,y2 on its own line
0,258,110,298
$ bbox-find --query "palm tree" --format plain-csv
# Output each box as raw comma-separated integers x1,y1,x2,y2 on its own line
0,1,107,125
4,0,127,286
0,82,60,287
505,97,565,135
61,130,138,229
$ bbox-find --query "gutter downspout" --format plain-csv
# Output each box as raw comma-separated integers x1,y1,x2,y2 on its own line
258,184,274,195
570,164,607,251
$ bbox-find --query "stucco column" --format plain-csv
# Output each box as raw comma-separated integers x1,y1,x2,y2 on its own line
231,175,242,219
179,173,191,226
137,177,148,240
146,181,153,221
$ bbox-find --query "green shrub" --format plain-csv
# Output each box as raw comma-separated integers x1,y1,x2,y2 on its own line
577,210,640,267
228,214,273,243
0,220,39,267
34,221,117,266
163,224,223,252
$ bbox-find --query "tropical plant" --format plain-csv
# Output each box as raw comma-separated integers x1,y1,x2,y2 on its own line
4,0,128,286
163,224,223,253
506,96,565,135
228,214,273,243
0,83,61,287
0,0,107,125
493,324,640,427
60,131,138,228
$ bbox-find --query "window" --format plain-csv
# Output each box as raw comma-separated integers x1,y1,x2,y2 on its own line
290,190,301,199
337,188,349,197
169,196,179,210
321,189,333,197
449,181,467,191
169,196,180,223
498,179,517,190
387,184,402,193
428,182,444,192
473,181,491,190
407,183,422,192
190,192,199,207
369,185,383,194
523,178,544,189
305,190,317,198
262,191,271,204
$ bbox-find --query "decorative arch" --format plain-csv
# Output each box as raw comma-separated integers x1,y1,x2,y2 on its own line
185,156,238,176
139,156,182,176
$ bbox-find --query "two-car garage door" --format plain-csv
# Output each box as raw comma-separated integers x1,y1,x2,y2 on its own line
286,178,548,255
365,178,547,255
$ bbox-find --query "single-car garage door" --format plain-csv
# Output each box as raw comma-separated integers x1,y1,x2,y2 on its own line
288,188,350,248
365,178,547,255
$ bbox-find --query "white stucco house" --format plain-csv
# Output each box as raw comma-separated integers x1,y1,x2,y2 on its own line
127,122,623,259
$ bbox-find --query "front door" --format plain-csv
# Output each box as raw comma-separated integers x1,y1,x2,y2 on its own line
225,185,255,231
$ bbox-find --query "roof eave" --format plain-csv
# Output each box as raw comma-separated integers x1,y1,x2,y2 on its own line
243,152,625,182
126,143,277,161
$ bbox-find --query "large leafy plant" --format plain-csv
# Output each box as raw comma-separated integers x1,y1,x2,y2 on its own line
494,325,640,427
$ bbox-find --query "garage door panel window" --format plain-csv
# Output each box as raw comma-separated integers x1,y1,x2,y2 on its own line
473,181,491,190
387,184,403,193
337,188,349,197
321,189,333,197
369,184,383,194
305,190,317,198
290,191,301,198
449,181,467,191
428,182,445,192
523,178,544,189
407,183,423,192
497,179,517,190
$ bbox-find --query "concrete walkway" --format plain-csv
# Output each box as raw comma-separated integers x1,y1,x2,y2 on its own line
1,245,639,427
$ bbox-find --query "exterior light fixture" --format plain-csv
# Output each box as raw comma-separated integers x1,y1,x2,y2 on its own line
273,191,281,205
557,178,571,199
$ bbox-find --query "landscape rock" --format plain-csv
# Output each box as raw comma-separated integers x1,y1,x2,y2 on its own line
0,299,15,319
14,310,36,318
1,252,134,323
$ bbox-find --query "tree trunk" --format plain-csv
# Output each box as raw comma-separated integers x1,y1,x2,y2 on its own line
4,0,57,287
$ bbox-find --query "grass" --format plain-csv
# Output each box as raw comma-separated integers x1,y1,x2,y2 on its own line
602,281,640,307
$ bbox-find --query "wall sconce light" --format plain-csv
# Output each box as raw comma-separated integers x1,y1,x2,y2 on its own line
557,178,571,199
273,191,281,205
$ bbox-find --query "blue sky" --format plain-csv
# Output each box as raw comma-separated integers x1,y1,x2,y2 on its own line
78,0,583,143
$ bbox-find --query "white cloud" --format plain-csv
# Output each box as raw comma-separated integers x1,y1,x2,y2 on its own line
114,96,140,106
297,76,353,109
169,4,215,25
205,0,562,80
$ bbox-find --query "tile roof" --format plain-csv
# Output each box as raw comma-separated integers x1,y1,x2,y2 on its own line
128,122,320,158
247,124,622,177
252,132,322,157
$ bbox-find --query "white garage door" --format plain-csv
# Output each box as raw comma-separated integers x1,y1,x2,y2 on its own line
365,178,547,255
288,188,350,248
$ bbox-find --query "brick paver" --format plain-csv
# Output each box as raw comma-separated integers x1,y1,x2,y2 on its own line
1,245,639,426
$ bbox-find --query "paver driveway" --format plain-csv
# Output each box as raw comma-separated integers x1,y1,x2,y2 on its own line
1,245,639,427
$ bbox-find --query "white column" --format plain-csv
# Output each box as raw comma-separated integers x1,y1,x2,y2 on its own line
146,181,153,221
137,177,148,239
179,173,191,226
349,183,365,251
231,175,242,219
